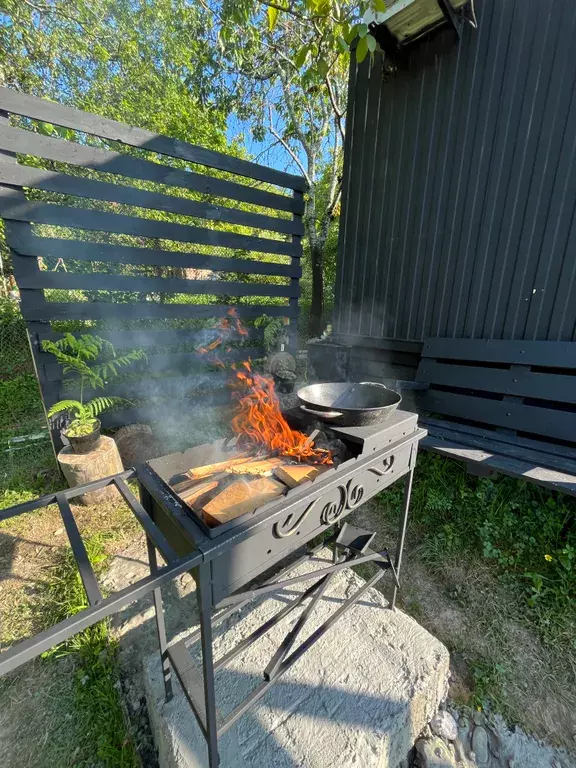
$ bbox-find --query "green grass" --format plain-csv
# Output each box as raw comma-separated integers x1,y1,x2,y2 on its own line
0,374,44,430
469,657,511,714
378,454,576,653
40,536,139,768
0,424,59,509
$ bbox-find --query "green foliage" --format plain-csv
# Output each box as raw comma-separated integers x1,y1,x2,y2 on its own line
221,0,384,76
40,537,139,767
470,659,510,714
379,454,576,650
255,314,286,351
0,374,43,430
0,297,35,381
218,1,348,335
1,1,231,148
42,334,145,434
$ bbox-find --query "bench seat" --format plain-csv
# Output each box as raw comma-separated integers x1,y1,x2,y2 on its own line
415,339,576,497
421,418,576,496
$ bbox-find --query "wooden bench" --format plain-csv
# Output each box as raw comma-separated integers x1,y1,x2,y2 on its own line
414,339,576,497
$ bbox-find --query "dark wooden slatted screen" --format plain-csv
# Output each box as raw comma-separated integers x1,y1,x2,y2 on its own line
0,88,305,445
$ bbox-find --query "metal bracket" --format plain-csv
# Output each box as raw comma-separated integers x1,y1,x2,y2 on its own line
437,0,464,38
335,522,376,555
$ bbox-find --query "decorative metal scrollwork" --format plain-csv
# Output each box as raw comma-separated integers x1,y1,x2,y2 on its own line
273,499,317,538
320,485,347,525
368,454,395,476
346,480,365,509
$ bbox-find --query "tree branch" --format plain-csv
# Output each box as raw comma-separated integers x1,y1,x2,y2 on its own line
325,74,346,144
267,105,311,184
20,0,95,37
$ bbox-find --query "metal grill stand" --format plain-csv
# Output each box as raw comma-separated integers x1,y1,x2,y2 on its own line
139,418,425,768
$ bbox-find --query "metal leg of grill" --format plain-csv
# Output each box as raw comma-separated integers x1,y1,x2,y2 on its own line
390,467,414,610
147,537,173,701
141,483,173,702
197,563,220,768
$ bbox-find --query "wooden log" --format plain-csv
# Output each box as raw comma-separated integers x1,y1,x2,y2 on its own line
227,457,285,476
186,454,250,480
180,478,221,506
274,464,329,489
202,477,285,526
172,471,228,497
58,436,123,505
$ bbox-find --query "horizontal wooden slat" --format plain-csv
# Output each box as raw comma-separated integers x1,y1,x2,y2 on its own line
19,271,298,300
0,125,303,213
46,346,265,382
0,196,296,257
419,390,576,444
417,360,576,404
99,394,231,428
421,338,576,367
0,162,303,236
8,233,300,278
62,371,230,400
0,87,306,191
347,357,416,382
421,417,576,462
424,422,576,475
421,435,576,497
36,327,264,348
22,300,295,322
333,334,423,355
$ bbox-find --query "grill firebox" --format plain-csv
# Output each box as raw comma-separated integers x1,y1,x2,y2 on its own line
143,409,422,604
135,409,426,766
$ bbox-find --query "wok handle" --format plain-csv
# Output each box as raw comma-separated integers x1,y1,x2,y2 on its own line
359,381,389,388
300,405,343,419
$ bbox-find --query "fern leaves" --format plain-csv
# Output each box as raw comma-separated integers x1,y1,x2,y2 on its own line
85,397,131,418
41,334,145,423
92,349,146,382
47,399,83,418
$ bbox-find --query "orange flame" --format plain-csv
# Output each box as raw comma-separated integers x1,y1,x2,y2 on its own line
198,309,332,465
231,361,332,464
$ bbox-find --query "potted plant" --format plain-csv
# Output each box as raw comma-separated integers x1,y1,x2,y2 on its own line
42,334,146,454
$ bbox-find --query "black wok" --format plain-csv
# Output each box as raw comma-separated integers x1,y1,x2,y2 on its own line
296,381,402,427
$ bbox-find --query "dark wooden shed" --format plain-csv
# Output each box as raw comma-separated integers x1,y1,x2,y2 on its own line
312,0,576,383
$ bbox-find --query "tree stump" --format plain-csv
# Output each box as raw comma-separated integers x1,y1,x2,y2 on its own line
58,436,123,505
113,423,160,467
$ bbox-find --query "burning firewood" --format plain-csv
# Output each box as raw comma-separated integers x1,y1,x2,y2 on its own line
274,464,329,489
227,457,285,476
186,454,250,480
176,457,285,494
202,477,286,526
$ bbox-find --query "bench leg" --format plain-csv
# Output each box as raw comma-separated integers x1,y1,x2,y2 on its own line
466,461,494,478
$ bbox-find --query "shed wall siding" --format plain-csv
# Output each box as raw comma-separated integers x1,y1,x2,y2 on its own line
335,0,576,342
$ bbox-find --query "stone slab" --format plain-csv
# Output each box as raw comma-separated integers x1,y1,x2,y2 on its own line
144,549,450,768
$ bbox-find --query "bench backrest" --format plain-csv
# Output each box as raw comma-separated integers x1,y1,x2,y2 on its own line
416,339,576,448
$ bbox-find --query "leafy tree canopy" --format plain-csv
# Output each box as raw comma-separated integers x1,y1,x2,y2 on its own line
0,0,231,147
220,0,384,73
212,0,376,334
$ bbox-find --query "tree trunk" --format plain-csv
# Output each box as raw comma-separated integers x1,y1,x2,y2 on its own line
308,243,324,338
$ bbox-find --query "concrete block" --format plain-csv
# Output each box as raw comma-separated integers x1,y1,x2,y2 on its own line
144,550,449,768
